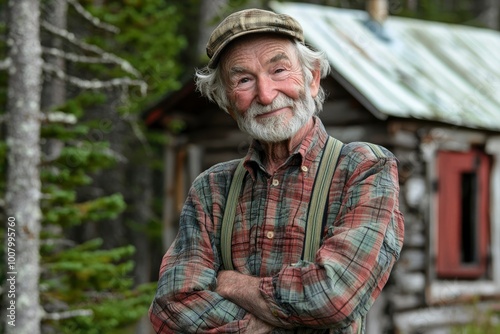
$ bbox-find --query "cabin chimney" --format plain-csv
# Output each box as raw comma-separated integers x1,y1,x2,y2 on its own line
366,0,389,24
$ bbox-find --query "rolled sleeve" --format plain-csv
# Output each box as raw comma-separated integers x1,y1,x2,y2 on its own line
150,173,250,333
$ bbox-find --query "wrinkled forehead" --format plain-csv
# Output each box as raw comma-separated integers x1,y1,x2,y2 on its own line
219,34,298,70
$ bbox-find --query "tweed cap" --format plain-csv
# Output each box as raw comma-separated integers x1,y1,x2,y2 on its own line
206,8,305,68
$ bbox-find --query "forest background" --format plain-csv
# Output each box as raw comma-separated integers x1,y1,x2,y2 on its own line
0,0,498,333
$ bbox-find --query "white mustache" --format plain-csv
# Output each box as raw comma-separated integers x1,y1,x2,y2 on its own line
248,94,295,116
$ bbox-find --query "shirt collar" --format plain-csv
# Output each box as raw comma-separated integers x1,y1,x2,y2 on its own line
243,116,329,179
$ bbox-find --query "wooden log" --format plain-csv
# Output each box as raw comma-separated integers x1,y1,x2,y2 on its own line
393,272,426,294
390,293,422,311
398,249,426,272
393,301,500,333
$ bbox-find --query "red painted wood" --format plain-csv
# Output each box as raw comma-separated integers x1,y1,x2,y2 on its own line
436,150,491,279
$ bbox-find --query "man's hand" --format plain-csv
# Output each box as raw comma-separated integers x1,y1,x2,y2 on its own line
243,313,275,334
215,270,264,315
215,270,292,329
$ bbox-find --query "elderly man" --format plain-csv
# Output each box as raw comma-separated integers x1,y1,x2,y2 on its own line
150,8,404,334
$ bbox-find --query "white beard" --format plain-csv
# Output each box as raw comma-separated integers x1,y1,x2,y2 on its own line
235,88,316,143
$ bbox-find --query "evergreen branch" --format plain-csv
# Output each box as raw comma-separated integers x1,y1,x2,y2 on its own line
123,114,154,157
0,57,11,70
41,111,78,124
43,309,93,320
84,291,120,300
41,238,77,248
67,0,120,34
41,20,141,78
43,63,148,95
43,47,118,65
102,146,128,164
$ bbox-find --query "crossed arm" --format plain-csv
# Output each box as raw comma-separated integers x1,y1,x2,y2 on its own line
215,270,280,333
150,149,404,333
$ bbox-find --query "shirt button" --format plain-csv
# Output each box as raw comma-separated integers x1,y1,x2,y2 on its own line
301,165,308,172
272,179,279,186
266,231,274,239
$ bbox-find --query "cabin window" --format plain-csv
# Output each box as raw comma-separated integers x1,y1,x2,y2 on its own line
436,150,491,279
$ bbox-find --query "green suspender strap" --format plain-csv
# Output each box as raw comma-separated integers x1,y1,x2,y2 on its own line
303,140,385,262
302,137,343,262
221,159,246,271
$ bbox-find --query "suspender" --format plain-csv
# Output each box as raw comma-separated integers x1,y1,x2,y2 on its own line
220,159,247,271
302,137,343,262
220,137,344,270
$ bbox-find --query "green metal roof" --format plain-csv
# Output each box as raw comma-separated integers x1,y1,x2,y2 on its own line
270,1,500,131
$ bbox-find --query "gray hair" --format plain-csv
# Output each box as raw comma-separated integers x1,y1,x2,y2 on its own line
194,40,331,114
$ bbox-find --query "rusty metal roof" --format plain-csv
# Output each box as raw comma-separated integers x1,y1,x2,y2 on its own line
270,1,500,131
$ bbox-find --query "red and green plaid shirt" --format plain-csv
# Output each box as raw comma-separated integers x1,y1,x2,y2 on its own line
150,117,404,333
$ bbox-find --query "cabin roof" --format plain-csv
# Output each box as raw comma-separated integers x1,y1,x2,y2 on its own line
270,1,500,131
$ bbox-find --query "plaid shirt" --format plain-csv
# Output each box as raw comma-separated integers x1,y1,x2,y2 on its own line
150,117,404,333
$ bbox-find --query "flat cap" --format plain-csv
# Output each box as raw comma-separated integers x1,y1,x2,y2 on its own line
206,8,304,68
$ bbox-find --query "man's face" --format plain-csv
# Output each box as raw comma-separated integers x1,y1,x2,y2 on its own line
221,35,319,142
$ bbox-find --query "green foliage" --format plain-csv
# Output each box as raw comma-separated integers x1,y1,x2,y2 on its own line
385,0,478,26
78,0,189,186
43,192,126,227
41,236,157,334
451,309,500,334
86,0,186,113
48,282,157,334
44,239,135,294
453,325,500,334
31,1,192,331
56,142,116,172
37,91,145,332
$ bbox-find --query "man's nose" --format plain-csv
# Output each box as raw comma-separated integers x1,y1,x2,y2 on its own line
256,76,278,106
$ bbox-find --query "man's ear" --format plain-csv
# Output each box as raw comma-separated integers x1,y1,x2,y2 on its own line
309,67,321,98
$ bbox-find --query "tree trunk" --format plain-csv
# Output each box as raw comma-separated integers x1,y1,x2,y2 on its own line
197,0,228,57
127,149,153,286
4,0,43,333
480,0,499,30
126,141,155,334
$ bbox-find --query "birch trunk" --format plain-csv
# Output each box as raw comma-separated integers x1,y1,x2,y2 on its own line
197,0,228,56
5,0,43,333
482,0,499,30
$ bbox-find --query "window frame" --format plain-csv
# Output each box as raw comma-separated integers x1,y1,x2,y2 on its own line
435,149,491,279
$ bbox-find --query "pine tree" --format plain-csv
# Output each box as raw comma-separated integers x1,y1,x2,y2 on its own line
83,0,187,285
0,0,158,332
38,93,156,333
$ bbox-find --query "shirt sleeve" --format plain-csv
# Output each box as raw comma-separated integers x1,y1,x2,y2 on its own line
259,143,405,330
149,173,249,333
